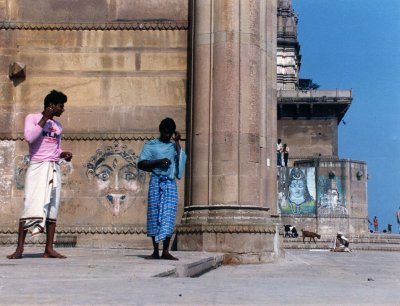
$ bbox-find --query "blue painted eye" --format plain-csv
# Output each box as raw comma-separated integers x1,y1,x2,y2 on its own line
123,172,136,181
97,170,111,181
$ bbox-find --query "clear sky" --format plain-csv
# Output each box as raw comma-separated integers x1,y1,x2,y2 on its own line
293,0,400,232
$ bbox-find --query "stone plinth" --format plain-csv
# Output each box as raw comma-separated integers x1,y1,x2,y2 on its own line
178,205,281,263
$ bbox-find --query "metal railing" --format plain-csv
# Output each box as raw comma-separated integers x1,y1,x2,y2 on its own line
278,89,352,99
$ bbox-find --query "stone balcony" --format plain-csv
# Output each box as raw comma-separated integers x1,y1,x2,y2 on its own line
277,89,353,121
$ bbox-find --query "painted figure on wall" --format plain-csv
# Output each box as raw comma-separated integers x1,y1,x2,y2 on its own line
15,154,73,190
86,142,145,216
317,175,347,215
278,167,316,215
14,155,30,189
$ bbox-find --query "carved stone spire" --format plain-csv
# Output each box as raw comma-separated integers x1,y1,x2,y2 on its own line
277,0,301,90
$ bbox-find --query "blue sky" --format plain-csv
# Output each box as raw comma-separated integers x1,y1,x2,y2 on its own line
293,0,400,232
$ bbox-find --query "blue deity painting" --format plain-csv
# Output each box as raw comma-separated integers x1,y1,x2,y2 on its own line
317,175,347,215
277,167,316,215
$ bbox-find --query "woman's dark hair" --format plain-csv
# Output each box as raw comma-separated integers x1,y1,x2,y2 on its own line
159,117,176,133
44,90,67,108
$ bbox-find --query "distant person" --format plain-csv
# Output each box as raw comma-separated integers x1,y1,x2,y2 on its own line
367,217,373,232
331,232,350,252
373,216,379,232
138,118,187,260
277,138,283,166
282,143,289,167
396,207,400,234
7,90,72,259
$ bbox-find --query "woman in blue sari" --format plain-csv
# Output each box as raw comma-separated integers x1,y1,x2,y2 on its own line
138,118,186,260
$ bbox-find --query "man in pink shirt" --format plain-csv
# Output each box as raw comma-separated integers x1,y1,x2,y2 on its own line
7,90,72,259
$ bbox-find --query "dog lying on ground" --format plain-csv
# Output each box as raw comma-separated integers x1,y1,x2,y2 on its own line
284,225,298,238
301,229,321,243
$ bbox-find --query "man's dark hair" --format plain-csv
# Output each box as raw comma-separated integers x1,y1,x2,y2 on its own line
44,90,67,108
159,117,176,133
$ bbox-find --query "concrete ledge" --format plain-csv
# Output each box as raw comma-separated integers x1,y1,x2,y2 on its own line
155,254,224,278
0,246,224,279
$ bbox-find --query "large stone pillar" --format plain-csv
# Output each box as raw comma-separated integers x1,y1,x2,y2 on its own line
177,0,280,263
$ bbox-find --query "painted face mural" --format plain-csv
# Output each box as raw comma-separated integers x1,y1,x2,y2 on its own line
277,167,316,215
317,176,347,215
86,143,145,216
289,178,306,204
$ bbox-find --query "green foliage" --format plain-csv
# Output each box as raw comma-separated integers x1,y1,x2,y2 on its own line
298,79,320,90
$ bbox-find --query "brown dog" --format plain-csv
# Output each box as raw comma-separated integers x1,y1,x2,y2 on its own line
301,229,321,243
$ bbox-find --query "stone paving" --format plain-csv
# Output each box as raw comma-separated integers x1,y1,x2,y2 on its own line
0,246,399,305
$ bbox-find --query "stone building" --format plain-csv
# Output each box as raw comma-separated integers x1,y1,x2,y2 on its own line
0,0,191,250
276,0,368,236
0,0,368,261
0,0,279,263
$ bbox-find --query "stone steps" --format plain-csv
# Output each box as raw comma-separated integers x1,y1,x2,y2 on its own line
2,233,400,252
283,234,400,251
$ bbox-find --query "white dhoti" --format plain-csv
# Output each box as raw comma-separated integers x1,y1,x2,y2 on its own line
20,161,61,234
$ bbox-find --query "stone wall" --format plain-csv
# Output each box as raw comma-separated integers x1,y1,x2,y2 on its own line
279,159,369,237
277,118,338,162
2,0,188,22
0,0,188,247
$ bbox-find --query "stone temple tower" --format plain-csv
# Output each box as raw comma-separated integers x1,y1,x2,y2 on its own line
275,0,369,237
277,0,301,90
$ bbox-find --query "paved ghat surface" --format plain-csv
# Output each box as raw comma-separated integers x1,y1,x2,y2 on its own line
0,247,399,305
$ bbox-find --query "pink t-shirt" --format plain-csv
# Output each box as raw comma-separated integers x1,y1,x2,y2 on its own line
24,113,63,161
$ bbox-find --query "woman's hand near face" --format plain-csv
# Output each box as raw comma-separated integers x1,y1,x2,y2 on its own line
173,131,181,142
173,131,182,154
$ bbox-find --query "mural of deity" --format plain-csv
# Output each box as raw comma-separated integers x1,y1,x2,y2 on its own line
278,167,316,215
317,176,347,215
86,143,146,216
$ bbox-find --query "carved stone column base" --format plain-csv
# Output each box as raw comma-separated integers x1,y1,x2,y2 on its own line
176,206,283,264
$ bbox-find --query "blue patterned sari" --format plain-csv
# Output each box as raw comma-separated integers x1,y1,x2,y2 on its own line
139,139,186,242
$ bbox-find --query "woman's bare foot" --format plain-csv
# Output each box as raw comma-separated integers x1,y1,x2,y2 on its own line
7,249,24,259
161,251,179,261
43,249,66,259
145,253,160,260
